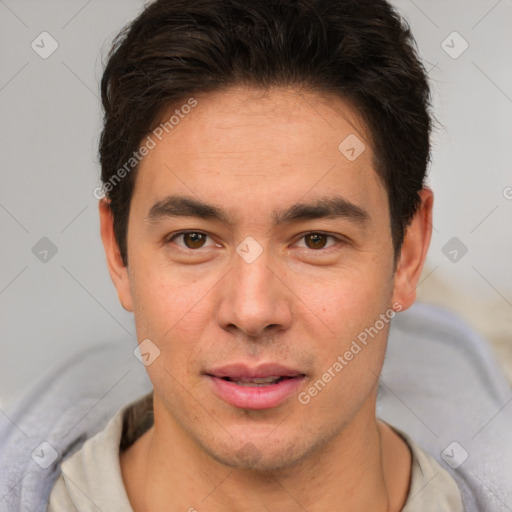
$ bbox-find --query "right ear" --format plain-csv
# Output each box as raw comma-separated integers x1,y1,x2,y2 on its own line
99,199,134,312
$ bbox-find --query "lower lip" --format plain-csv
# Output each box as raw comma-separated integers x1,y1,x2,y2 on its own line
206,375,305,410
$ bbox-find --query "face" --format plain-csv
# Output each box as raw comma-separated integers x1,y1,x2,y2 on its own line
101,86,432,472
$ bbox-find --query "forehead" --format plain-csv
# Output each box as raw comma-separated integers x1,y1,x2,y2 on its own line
154,86,370,161
132,86,385,218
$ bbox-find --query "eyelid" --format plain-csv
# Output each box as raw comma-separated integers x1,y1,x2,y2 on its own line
165,230,347,252
166,230,219,249
292,231,350,258
292,232,345,251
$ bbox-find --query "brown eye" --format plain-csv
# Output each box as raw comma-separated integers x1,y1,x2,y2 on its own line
168,231,211,249
182,232,207,249
303,233,329,249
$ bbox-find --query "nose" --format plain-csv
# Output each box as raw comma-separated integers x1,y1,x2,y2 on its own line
216,246,292,338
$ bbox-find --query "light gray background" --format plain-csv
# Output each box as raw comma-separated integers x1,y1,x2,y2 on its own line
1,0,511,409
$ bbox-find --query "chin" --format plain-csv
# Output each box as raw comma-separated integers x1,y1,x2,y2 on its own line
200,433,316,475
210,449,301,474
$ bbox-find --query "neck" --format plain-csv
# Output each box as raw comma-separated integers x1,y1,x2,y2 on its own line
120,394,411,512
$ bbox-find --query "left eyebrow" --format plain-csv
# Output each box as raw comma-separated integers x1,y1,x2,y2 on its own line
146,194,370,227
273,196,370,226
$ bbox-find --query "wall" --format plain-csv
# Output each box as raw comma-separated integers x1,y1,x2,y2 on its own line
1,0,510,409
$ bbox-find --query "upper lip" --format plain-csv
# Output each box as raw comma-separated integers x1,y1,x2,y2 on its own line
205,363,305,379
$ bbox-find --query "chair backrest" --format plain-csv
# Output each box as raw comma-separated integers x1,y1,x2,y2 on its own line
0,302,510,512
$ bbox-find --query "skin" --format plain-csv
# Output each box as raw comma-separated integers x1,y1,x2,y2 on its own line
100,85,433,511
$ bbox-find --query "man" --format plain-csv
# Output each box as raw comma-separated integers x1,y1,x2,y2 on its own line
48,0,464,510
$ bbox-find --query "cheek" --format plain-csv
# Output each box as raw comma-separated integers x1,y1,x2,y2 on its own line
294,267,393,407
129,256,213,345
298,274,392,417
296,265,392,342
130,268,213,392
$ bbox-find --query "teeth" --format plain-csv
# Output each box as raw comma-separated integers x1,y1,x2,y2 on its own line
234,381,277,387
230,376,282,386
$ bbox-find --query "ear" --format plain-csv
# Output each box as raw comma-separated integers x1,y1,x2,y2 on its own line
391,187,434,311
99,199,134,312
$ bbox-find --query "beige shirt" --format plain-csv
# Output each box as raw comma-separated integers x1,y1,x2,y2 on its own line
47,392,464,512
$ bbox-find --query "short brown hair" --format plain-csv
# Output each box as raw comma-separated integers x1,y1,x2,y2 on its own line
99,0,432,265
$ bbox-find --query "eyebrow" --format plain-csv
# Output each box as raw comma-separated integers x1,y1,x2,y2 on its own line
146,194,370,227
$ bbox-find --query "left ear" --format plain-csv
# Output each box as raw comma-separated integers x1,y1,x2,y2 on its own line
391,187,434,311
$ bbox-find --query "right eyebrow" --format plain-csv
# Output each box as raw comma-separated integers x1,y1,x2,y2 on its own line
146,195,234,226
146,193,370,229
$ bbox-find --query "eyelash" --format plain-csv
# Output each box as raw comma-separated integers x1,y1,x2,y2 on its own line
165,230,344,253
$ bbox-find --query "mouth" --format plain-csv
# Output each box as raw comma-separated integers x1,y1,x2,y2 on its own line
204,364,306,410
215,375,300,386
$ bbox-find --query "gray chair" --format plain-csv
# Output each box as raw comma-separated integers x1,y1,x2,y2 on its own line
0,302,510,512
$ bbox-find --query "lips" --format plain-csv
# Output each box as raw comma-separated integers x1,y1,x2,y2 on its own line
220,376,290,386
204,363,306,409
206,363,304,380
